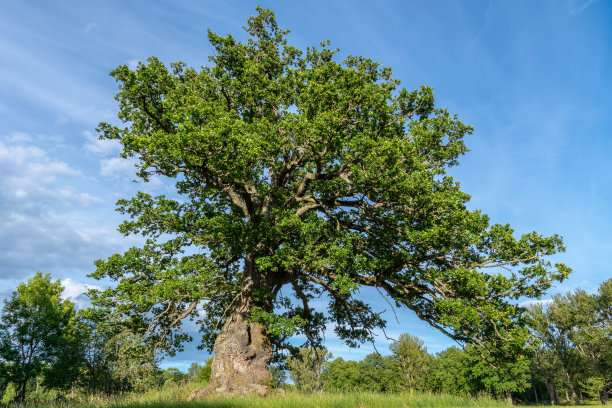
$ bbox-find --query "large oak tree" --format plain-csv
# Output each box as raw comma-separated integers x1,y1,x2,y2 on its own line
90,7,569,396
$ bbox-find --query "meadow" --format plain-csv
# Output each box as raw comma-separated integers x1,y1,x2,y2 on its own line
2,382,513,408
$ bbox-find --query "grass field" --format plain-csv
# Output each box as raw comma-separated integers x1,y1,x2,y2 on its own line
5,382,607,408
4,383,513,408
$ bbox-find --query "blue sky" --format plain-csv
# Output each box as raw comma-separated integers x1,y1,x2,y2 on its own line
0,0,610,371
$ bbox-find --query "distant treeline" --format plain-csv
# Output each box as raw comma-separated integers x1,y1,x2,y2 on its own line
282,279,611,405
0,273,610,405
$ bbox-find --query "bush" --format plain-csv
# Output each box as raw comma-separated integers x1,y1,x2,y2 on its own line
1,383,16,404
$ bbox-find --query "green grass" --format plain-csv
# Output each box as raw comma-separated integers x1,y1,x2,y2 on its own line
183,392,510,408
7,383,512,408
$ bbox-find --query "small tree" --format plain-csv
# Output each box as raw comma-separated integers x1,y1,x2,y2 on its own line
529,279,612,405
187,362,202,381
286,347,331,393
465,343,532,402
530,301,582,404
269,364,287,389
322,358,362,392
361,353,404,393
104,331,159,393
390,333,429,391
42,313,86,396
0,272,79,402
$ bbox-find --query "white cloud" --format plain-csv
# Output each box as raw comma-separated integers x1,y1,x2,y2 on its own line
100,156,137,177
4,131,32,143
58,187,104,205
0,141,81,189
159,360,197,373
61,278,101,309
85,22,98,34
519,299,553,308
83,130,121,156
0,140,124,280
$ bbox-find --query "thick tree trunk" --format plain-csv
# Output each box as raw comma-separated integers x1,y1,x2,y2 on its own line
189,311,273,398
210,311,273,395
189,255,276,399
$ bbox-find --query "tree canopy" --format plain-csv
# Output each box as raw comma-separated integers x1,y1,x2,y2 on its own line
90,7,569,395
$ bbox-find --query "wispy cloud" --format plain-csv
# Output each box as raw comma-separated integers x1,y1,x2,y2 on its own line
100,157,137,177
519,299,554,308
83,130,121,156
5,131,32,143
568,0,599,15
468,2,499,50
85,22,98,34
0,138,124,280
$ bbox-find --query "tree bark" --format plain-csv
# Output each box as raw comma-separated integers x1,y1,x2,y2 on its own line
17,380,27,403
544,378,558,405
189,254,276,399
564,369,579,405
189,311,273,399
505,390,513,405
600,383,609,405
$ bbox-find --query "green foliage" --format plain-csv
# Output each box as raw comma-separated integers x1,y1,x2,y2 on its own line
529,278,612,404
269,364,287,389
0,272,80,402
286,347,332,393
0,382,16,405
186,362,202,382
42,312,86,392
360,353,404,393
389,333,429,391
426,347,471,395
185,360,214,385
91,6,568,365
158,367,185,389
323,354,403,393
104,331,159,393
463,345,531,398
322,358,363,392
71,307,163,396
197,358,212,383
71,308,122,395
425,344,531,399
250,307,306,337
